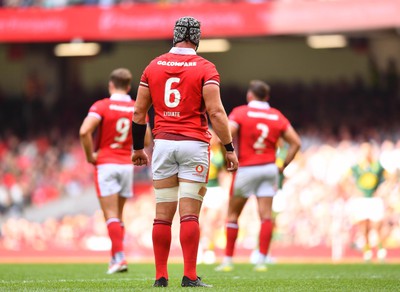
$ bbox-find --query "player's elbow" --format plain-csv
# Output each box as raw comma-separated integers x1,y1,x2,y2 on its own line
284,128,302,152
79,126,90,138
294,137,301,148
208,108,225,122
133,110,146,124
292,139,302,153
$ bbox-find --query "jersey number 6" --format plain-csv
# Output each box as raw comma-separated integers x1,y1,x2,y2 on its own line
164,77,181,108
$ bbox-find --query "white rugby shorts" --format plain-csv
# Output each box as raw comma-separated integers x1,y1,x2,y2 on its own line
232,163,279,198
347,197,385,222
94,163,134,198
152,139,210,182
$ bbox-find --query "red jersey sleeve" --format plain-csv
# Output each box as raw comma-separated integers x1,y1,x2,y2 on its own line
228,106,243,127
88,99,106,120
139,64,151,88
277,110,290,132
203,62,220,87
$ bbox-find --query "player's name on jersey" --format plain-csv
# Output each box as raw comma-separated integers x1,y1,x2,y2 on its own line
109,104,134,112
247,111,278,120
164,111,180,117
157,61,197,67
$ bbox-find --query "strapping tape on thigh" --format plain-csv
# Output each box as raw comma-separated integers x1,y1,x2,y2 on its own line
179,182,207,202
154,186,179,203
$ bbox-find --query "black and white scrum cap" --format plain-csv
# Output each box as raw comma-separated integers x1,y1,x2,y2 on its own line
173,16,201,46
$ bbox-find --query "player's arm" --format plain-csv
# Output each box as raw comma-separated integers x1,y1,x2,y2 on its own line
131,85,152,166
133,86,152,125
280,125,301,172
79,116,101,164
144,124,152,147
204,84,232,145
203,84,238,171
229,122,239,139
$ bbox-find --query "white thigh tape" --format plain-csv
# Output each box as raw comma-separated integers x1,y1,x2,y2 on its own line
154,186,179,203
179,182,207,202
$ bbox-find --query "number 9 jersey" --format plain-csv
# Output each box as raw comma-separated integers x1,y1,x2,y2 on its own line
229,100,290,167
139,47,220,143
88,94,135,165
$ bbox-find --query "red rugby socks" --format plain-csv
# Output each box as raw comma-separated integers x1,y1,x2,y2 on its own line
259,219,273,256
153,219,172,280
180,215,200,280
225,221,239,257
106,218,123,257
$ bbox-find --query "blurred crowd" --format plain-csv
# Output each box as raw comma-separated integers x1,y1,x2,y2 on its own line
1,59,400,257
0,133,93,216
1,138,399,258
276,139,400,252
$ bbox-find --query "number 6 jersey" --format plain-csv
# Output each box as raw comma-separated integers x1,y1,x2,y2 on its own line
139,47,220,143
229,100,290,167
88,93,135,165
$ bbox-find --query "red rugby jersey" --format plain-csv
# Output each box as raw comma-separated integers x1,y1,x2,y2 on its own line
88,94,135,165
140,47,220,143
229,100,290,166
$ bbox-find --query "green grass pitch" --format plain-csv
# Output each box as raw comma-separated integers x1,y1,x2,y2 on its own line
0,263,399,291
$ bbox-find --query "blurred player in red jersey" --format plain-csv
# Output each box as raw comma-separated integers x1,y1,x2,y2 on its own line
79,68,151,274
216,80,301,272
131,16,238,288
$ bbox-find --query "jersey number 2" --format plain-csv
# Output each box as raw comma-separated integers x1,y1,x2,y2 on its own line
253,123,269,150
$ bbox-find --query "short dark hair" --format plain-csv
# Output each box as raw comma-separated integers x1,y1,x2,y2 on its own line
249,80,270,100
109,68,132,90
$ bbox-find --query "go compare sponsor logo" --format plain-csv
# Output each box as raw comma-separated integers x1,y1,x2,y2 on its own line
157,61,197,67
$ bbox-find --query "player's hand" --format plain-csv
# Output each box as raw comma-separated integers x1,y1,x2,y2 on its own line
87,152,98,165
225,151,239,172
132,149,148,166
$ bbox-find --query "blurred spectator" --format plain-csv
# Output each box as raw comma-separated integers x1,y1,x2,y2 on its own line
341,142,386,262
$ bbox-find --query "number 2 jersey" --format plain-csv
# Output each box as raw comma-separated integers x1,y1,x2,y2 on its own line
88,93,135,165
229,100,290,166
139,47,220,143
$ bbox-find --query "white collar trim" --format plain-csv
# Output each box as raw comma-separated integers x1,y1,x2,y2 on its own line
248,100,270,109
170,47,197,55
110,93,131,102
